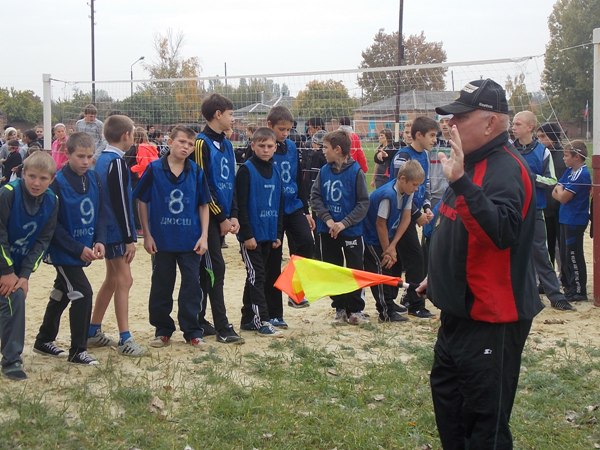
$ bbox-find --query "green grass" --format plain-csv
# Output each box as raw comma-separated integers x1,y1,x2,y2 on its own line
1,332,599,449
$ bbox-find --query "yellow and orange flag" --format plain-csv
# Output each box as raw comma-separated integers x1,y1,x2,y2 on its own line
274,255,403,304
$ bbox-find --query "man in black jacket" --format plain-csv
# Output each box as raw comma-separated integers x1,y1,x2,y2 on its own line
419,79,543,449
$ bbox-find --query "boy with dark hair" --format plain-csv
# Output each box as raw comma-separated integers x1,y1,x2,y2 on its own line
0,140,22,186
191,93,243,344
135,125,217,348
34,133,106,365
363,160,424,323
338,116,368,173
553,140,591,302
88,114,146,356
310,130,369,325
0,152,58,380
237,127,284,336
265,106,315,318
388,115,438,318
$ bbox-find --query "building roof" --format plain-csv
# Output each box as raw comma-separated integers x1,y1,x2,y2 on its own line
355,90,459,115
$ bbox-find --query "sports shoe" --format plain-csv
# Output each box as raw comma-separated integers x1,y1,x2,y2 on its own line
149,336,171,348
288,297,310,308
408,308,436,319
269,317,289,329
88,330,117,348
378,311,409,323
348,311,370,326
33,341,67,358
392,302,408,314
332,309,349,326
551,299,575,311
198,320,216,336
240,321,259,331
257,321,283,337
117,337,147,357
187,337,211,350
566,295,588,302
2,362,27,381
216,325,245,344
68,351,99,365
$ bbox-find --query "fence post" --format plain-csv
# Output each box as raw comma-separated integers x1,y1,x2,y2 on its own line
42,74,52,151
593,28,600,307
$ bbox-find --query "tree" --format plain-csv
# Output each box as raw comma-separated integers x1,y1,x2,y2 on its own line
543,0,600,121
0,88,43,124
358,30,447,103
293,80,357,120
505,74,531,113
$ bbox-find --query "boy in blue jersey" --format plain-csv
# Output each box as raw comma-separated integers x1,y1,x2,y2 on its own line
552,140,591,302
363,160,424,323
387,117,437,318
191,94,243,344
237,128,284,337
310,130,369,325
265,106,315,323
0,152,58,380
34,133,106,365
88,115,147,357
513,111,573,311
134,125,219,348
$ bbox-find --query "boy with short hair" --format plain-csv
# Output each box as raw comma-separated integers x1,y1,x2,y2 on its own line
310,130,369,325
265,106,315,318
363,160,425,323
34,133,105,365
387,116,438,318
0,152,58,380
0,140,23,185
236,127,284,336
134,125,217,348
88,114,146,356
552,140,591,302
513,110,572,311
75,104,106,160
191,93,243,344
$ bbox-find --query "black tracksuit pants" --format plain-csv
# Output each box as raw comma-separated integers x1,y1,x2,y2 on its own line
240,242,272,327
319,233,365,313
397,222,426,311
199,217,231,332
36,266,93,358
430,313,532,450
364,244,401,319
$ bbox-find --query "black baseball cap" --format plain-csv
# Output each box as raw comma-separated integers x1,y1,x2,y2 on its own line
435,78,509,115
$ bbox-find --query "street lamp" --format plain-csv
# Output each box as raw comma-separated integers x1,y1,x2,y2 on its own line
130,56,145,97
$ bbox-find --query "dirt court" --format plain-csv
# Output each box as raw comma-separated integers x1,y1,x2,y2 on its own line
10,233,600,389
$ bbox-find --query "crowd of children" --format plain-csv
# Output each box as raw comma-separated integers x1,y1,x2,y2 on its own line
0,94,593,381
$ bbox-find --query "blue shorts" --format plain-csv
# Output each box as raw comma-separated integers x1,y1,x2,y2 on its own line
105,243,126,260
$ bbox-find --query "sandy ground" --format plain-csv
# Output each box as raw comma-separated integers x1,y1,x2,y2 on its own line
9,233,600,389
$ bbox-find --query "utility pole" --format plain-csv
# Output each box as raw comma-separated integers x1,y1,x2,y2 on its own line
90,0,96,104
394,0,404,143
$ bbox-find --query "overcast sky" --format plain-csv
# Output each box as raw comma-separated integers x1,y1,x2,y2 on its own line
4,0,553,96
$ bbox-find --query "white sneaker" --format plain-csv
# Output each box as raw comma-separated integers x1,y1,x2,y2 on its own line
348,311,369,326
117,337,147,357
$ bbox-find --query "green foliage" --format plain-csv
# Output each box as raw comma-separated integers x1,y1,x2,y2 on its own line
543,0,600,121
292,80,358,120
358,30,447,103
0,87,43,124
505,73,531,113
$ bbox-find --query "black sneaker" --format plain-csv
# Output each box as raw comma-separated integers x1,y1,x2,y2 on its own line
379,311,409,323
288,297,310,308
68,351,99,365
551,299,576,311
408,308,436,319
33,341,67,358
2,362,27,381
216,325,245,345
199,320,216,336
240,321,259,331
392,302,408,314
566,295,588,302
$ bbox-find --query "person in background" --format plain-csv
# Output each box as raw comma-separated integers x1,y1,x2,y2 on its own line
75,104,106,161
338,116,368,173
372,128,396,189
537,122,567,276
51,123,69,170
552,140,591,303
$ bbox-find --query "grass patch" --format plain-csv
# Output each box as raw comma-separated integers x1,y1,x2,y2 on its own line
1,333,599,449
